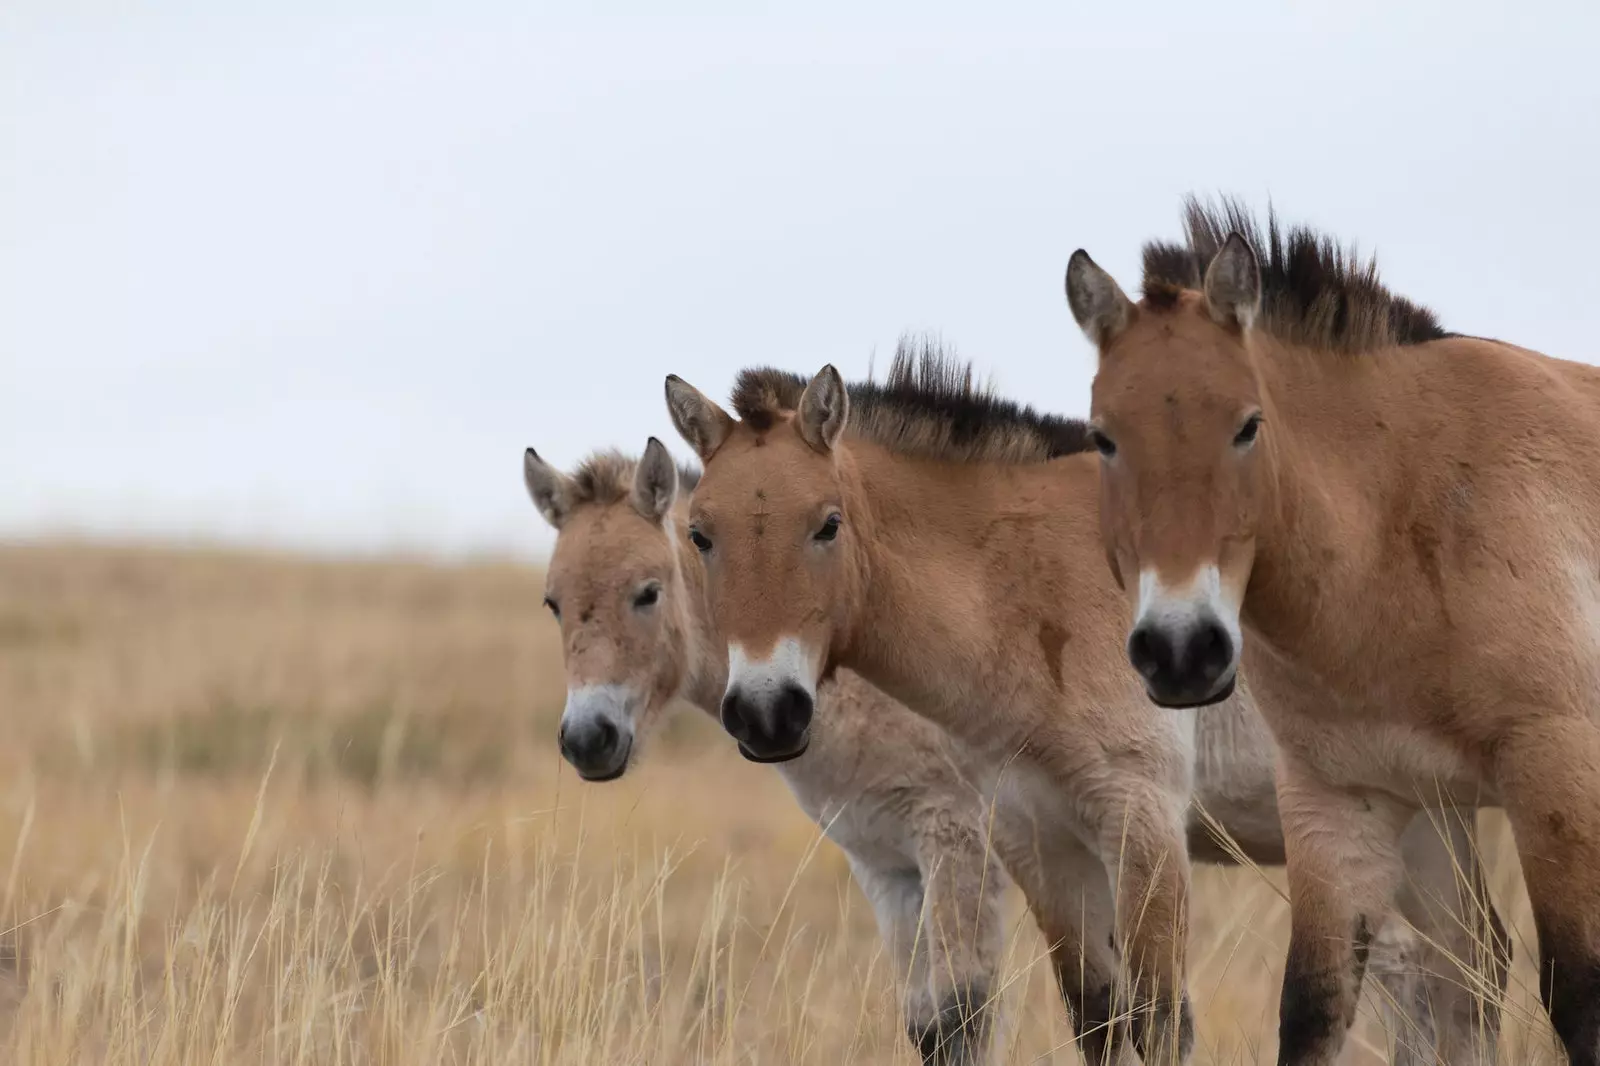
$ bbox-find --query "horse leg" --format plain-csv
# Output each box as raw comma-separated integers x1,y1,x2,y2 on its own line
1275,759,1413,1066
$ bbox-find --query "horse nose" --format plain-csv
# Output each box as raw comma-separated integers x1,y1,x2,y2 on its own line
559,715,620,768
721,683,813,762
1128,615,1234,707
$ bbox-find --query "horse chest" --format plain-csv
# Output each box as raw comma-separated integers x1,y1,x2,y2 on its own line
1305,718,1489,804
1244,648,1490,804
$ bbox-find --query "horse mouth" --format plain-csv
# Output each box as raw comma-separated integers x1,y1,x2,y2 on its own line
1147,674,1237,710
737,735,811,765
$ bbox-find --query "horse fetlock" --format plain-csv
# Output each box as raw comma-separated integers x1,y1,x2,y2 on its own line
1537,940,1600,1066
909,982,992,1066
1059,977,1120,1064
1278,961,1359,1066
1128,990,1193,1065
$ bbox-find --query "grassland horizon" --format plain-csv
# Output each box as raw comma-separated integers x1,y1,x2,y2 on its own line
0,541,1561,1064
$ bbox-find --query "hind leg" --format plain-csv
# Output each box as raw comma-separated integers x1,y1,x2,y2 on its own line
1369,807,1508,1066
913,810,1006,1065
1496,716,1600,1066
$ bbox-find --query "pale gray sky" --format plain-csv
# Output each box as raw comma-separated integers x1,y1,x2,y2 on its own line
4,1,1597,558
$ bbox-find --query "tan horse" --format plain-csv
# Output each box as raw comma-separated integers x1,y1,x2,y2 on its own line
1064,200,1592,1065
665,342,1508,1065
526,441,1012,1064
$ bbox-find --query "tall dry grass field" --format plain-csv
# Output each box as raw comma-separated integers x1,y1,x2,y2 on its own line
0,542,1563,1063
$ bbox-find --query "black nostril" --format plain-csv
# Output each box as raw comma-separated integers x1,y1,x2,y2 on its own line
1128,625,1175,683
774,683,814,735
595,718,618,753
720,692,751,742
1190,620,1233,683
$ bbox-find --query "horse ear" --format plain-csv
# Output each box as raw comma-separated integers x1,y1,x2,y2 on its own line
524,448,575,529
664,375,735,462
1204,232,1261,331
632,437,677,523
1065,250,1135,350
797,364,848,454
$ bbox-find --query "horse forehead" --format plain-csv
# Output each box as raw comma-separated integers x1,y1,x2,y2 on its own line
708,434,825,504
554,510,663,581
1116,306,1249,370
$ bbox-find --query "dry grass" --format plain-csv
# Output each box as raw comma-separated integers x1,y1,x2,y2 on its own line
0,542,1563,1064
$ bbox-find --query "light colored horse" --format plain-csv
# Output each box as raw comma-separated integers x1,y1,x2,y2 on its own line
1063,199,1593,1065
665,342,1508,1065
526,441,1012,1064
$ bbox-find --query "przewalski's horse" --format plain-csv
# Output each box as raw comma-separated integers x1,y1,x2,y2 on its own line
525,440,1011,1064
665,342,1507,1065
1063,200,1589,1065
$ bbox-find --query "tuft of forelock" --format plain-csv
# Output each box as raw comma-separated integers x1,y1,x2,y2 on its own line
568,450,700,508
1140,196,1450,354
728,333,1092,465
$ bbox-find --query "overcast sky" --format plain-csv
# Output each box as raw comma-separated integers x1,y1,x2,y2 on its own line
4,0,1597,558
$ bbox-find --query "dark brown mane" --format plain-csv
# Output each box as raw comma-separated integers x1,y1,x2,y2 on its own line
570,450,700,507
1141,197,1450,354
729,334,1092,464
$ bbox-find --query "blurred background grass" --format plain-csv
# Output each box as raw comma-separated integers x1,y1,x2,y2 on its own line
0,542,1560,1063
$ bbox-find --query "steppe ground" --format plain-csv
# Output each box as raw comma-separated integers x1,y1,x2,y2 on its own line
0,542,1562,1063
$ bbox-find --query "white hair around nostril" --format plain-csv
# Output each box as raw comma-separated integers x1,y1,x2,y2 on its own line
725,638,818,707
560,684,640,739
1134,565,1243,655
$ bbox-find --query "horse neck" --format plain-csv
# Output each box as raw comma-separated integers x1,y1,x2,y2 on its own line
1245,334,1417,642
834,440,1005,706
668,504,729,718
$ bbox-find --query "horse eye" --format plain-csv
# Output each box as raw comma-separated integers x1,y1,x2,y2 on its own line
814,513,842,542
1234,413,1263,447
543,597,561,620
688,527,713,553
1089,429,1117,459
633,584,660,609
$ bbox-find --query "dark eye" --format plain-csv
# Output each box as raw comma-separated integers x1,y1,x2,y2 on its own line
543,597,560,620
633,583,660,609
688,527,712,553
814,514,842,542
1089,428,1117,459
1234,413,1263,447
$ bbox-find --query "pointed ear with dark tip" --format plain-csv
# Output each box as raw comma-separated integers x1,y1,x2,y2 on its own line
524,448,575,529
797,364,848,454
1204,232,1261,330
664,375,735,462
632,437,677,523
1065,250,1135,349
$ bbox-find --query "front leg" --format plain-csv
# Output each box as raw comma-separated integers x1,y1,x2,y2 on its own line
847,858,937,1057
990,772,1136,1064
1092,786,1194,1065
913,805,1007,1065
1275,758,1413,1066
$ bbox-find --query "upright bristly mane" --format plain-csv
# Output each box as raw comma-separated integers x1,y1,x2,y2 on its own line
729,334,1092,464
569,450,700,506
1141,197,1449,354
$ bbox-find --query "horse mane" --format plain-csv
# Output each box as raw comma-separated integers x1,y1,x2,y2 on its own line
568,450,700,507
1141,196,1450,354
729,334,1092,465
